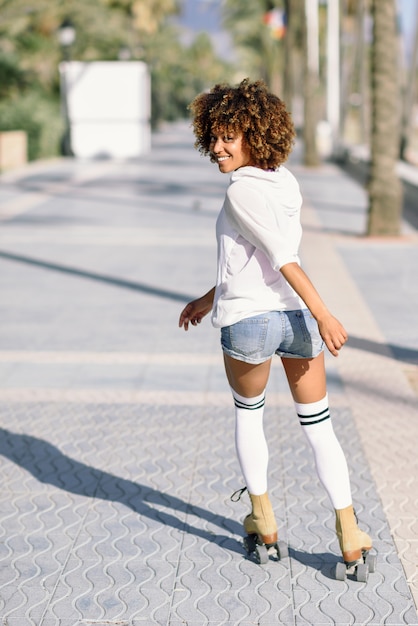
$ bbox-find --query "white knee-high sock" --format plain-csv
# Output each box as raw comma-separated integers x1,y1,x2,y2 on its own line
295,394,352,509
232,389,268,496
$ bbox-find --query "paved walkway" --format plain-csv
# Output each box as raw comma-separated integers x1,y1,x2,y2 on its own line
0,122,417,625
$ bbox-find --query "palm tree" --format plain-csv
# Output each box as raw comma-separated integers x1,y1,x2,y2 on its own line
223,0,284,92
399,4,418,160
302,0,320,166
367,0,403,235
282,0,304,112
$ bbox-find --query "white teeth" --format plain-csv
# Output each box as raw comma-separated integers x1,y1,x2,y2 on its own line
218,157,230,162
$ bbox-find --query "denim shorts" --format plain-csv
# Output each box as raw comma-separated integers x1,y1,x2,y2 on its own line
220,310,324,364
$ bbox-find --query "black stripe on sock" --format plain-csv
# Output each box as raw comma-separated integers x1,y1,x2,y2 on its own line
297,407,330,426
233,398,265,410
299,415,331,426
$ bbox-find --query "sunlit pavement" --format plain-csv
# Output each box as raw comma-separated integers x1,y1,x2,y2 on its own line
0,122,417,625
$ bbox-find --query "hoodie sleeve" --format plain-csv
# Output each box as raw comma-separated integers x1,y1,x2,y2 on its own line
224,179,302,271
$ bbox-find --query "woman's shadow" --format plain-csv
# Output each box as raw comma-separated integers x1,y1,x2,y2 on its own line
0,427,243,555
0,428,345,575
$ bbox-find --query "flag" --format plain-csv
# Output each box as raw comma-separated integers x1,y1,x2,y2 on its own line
263,8,286,40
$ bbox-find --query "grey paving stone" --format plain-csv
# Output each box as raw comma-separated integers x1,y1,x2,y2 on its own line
338,243,418,358
0,401,415,623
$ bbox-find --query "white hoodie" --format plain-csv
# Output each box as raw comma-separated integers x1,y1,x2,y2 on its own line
212,165,306,328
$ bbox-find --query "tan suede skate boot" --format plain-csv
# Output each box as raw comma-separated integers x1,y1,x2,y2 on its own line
244,492,278,545
335,505,372,564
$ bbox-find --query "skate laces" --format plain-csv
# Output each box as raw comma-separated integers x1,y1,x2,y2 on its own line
230,486,247,502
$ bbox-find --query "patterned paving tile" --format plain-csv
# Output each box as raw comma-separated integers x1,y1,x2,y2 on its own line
0,402,416,624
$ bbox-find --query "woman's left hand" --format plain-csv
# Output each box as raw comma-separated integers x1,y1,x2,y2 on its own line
279,263,348,357
317,313,348,356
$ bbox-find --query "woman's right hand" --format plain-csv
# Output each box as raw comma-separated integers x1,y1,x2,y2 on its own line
178,287,215,331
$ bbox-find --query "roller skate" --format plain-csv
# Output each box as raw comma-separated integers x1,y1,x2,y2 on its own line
231,487,288,564
334,505,376,582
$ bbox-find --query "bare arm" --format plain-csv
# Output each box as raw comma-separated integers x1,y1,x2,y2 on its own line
280,263,348,356
178,287,215,331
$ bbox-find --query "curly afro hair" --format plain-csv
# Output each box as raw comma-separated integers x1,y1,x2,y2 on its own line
188,78,295,170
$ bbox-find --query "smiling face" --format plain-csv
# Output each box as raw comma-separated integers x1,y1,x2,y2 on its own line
209,130,253,173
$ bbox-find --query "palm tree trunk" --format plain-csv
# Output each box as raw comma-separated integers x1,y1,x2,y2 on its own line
303,0,320,166
283,0,304,116
367,0,403,235
399,5,418,160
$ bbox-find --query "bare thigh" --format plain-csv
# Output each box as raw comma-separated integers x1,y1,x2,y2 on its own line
281,351,327,403
223,351,327,403
223,354,272,397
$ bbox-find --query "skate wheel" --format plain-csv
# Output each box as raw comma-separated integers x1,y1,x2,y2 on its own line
255,544,269,565
335,562,347,581
356,563,369,582
365,553,376,573
276,540,289,560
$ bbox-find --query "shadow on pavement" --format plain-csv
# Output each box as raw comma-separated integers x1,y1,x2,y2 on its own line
0,250,195,303
0,428,346,573
348,335,418,365
3,249,417,365
0,427,243,555
288,547,341,580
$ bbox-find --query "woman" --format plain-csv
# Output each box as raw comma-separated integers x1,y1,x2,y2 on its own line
179,79,372,572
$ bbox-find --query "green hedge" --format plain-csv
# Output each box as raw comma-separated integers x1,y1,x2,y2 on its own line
0,92,64,161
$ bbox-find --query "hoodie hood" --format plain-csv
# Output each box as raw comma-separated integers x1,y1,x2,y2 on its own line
230,165,293,186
